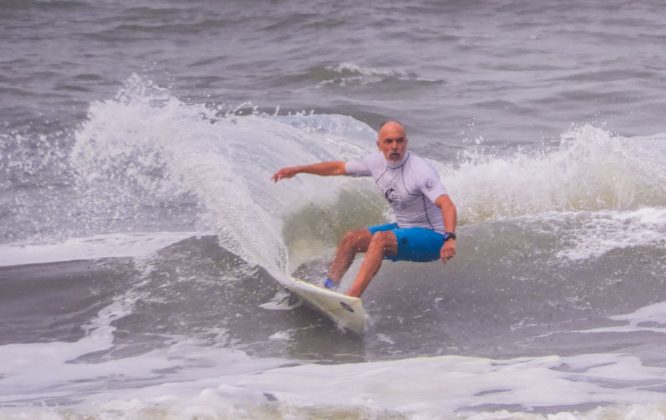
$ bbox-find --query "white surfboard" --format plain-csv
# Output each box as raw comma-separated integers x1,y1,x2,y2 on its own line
287,277,366,333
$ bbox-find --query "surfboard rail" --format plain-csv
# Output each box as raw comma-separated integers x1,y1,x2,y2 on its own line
287,277,366,333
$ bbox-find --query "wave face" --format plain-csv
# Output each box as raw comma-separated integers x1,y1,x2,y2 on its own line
62,76,666,269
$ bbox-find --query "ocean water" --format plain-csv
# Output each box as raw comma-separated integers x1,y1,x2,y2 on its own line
1,0,666,418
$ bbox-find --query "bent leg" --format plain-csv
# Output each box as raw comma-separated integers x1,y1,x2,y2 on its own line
328,228,372,284
346,230,397,297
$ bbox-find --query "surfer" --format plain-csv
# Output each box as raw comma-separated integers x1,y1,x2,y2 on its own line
272,120,457,297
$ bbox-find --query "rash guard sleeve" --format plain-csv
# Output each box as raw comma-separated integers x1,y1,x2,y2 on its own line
345,153,376,177
416,162,448,204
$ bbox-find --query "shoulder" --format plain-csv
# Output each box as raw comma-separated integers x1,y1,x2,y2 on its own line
405,152,447,195
405,152,438,176
345,151,383,176
360,151,385,170
408,152,429,166
365,151,384,162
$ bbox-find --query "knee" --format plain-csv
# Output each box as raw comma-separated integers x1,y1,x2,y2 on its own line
341,228,371,251
369,231,392,249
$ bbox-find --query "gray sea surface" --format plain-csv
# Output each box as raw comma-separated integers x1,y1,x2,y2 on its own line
1,1,666,418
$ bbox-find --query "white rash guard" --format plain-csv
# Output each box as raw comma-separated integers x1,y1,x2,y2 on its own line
345,151,448,233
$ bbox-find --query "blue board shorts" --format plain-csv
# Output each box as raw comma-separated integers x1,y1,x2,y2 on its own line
368,223,448,262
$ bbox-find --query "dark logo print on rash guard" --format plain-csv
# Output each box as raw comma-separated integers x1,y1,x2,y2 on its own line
384,186,400,208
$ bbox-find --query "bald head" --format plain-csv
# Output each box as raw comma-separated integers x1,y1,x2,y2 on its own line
377,120,408,162
378,120,405,133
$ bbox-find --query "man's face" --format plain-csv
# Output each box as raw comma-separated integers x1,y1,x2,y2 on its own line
377,123,408,162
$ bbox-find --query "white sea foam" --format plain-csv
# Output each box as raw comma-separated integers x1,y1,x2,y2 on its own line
318,62,435,87
0,298,134,402
113,352,666,414
2,349,665,419
0,231,207,267
556,207,666,261
268,330,293,341
4,403,666,420
578,301,666,335
448,125,666,223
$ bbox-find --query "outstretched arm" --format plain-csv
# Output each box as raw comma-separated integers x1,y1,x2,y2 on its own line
271,161,347,182
435,194,457,263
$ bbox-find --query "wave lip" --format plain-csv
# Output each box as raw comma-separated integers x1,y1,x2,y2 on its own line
449,125,666,223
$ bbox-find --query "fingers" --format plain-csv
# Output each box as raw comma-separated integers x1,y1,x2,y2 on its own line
440,243,456,263
271,168,291,183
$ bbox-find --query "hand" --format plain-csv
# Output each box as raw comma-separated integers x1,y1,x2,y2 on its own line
271,167,299,182
440,239,456,263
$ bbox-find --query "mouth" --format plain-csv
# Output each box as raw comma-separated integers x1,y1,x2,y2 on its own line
389,152,401,159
